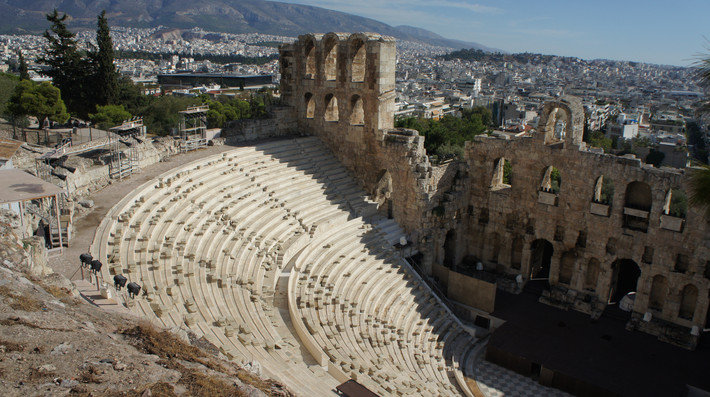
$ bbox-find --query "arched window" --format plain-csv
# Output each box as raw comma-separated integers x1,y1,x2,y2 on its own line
324,38,338,81
585,258,600,291
351,39,366,82
304,93,314,119
558,251,576,285
543,107,571,144
324,94,339,122
663,188,687,218
679,284,698,320
443,229,456,267
540,166,561,194
623,181,652,231
491,158,512,189
648,275,667,311
624,181,652,211
593,175,614,205
350,95,364,125
304,40,315,79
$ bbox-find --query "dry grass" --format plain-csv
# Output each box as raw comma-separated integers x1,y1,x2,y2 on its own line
178,366,245,397
236,369,274,391
78,365,102,384
31,277,79,305
9,295,43,312
143,382,178,397
0,285,43,312
120,322,291,396
0,339,24,352
120,321,221,371
43,284,74,299
0,316,72,332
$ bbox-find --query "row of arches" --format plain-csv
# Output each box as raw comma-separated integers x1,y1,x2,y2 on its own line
303,35,367,83
489,160,688,218
532,240,703,322
648,276,699,319
443,231,704,323
304,93,364,125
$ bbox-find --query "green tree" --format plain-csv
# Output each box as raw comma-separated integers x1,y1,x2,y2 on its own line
550,167,561,194
39,10,94,117
645,148,665,167
115,75,150,115
585,130,612,152
91,10,118,106
7,80,69,124
0,73,19,116
691,52,710,218
393,106,491,160
18,51,29,81
502,159,512,185
90,104,131,130
141,95,200,136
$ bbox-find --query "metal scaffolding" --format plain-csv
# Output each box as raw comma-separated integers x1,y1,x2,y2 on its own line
108,118,146,179
177,105,209,152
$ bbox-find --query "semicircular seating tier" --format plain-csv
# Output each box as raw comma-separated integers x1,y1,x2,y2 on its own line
92,137,480,396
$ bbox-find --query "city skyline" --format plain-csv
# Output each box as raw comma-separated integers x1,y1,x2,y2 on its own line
278,0,709,66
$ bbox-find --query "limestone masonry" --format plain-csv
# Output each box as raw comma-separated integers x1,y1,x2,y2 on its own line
278,33,710,350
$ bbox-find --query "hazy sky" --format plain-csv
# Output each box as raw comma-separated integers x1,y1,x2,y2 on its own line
276,0,709,66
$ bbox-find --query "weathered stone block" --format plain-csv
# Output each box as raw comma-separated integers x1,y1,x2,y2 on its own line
590,202,610,217
538,191,558,206
660,215,684,232
623,207,649,219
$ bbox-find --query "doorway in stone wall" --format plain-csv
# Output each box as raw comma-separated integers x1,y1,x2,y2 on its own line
443,229,456,268
529,239,553,280
526,239,553,296
609,259,641,303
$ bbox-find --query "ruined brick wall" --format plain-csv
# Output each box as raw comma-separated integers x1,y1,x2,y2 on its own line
458,97,710,346
279,33,448,251
279,33,710,347
221,106,298,143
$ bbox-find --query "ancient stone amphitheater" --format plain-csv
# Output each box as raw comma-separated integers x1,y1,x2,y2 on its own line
92,137,479,396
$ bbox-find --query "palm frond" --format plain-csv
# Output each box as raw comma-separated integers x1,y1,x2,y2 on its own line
688,165,710,219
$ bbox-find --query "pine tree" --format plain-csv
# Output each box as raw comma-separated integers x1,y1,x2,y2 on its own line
92,10,118,106
18,50,29,80
38,9,93,117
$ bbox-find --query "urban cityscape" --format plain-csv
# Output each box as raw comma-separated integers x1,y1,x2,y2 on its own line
0,2,709,397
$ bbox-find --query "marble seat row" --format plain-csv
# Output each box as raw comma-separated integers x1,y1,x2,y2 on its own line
92,137,477,396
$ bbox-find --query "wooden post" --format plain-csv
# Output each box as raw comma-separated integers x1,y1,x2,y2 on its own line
54,194,63,253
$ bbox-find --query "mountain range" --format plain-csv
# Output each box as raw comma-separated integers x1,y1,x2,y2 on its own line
0,0,497,50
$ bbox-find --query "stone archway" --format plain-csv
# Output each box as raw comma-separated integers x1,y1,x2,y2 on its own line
324,94,339,122
623,181,652,232
304,39,316,79
536,96,584,146
349,95,364,125
443,229,457,267
679,284,699,320
304,93,315,119
529,239,553,279
350,37,366,83
609,259,641,303
323,36,338,81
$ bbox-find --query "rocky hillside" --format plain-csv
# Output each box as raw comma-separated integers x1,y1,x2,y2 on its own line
0,0,494,50
0,210,291,396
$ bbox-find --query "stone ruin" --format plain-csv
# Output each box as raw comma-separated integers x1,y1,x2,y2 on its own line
278,33,710,349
